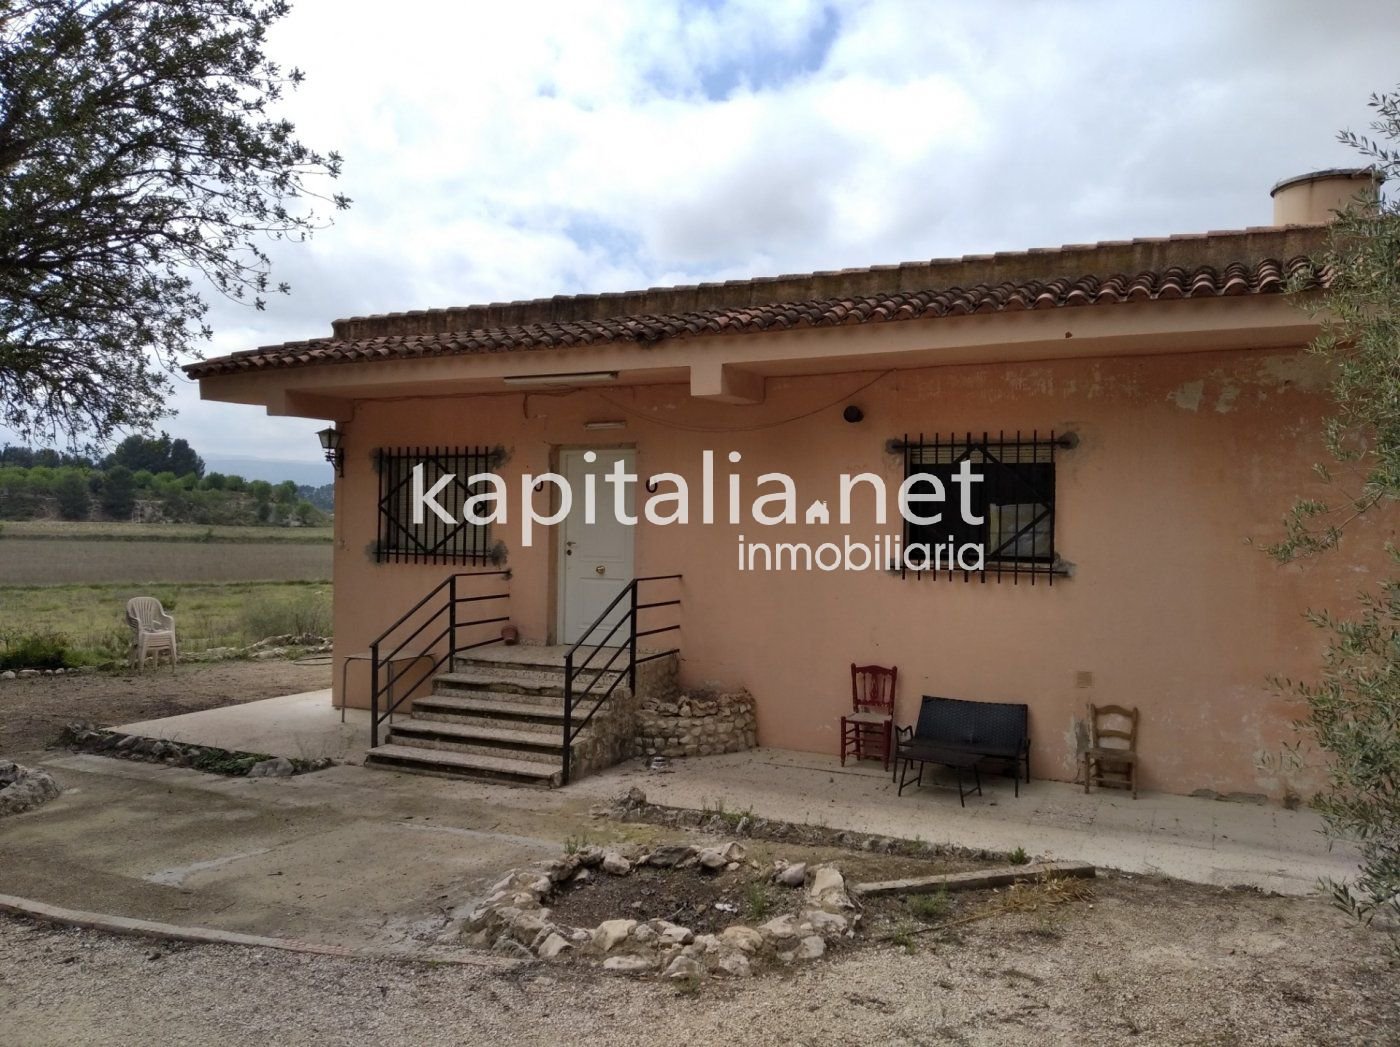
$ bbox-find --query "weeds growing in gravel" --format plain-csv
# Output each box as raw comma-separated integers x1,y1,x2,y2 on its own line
744,881,771,921
908,887,951,922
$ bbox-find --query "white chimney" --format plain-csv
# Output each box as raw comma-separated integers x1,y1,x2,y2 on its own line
1271,168,1380,225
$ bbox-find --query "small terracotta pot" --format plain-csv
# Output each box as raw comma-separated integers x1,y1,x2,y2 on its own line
501,625,520,646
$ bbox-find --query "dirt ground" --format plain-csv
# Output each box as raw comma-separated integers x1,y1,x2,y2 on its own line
0,659,331,758
3,874,1397,1046
2,663,1397,1043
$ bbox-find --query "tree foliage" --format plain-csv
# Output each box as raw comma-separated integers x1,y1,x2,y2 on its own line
0,0,347,442
53,468,88,518
1275,88,1400,945
103,430,203,477
98,462,134,517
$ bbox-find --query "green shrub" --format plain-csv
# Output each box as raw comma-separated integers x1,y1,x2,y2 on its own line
0,630,73,670
55,472,91,520
239,587,331,641
100,465,136,518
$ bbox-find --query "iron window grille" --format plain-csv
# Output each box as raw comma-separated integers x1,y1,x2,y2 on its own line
894,430,1074,584
375,446,501,565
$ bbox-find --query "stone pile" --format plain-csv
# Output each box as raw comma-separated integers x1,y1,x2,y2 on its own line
462,842,858,980
0,760,61,816
62,722,329,776
634,689,757,760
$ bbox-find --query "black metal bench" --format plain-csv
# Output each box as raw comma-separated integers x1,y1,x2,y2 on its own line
894,695,1031,800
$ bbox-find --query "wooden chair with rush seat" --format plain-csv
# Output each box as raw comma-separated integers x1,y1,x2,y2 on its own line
840,663,897,771
1083,702,1139,798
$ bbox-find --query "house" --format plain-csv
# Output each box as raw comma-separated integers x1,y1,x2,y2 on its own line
187,168,1387,801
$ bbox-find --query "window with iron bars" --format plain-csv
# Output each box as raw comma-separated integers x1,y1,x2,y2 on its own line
375,446,501,565
896,431,1073,584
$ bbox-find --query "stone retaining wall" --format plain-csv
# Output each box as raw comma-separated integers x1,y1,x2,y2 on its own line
634,690,756,759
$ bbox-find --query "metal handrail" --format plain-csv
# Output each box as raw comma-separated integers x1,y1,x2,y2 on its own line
368,570,511,747
561,573,681,784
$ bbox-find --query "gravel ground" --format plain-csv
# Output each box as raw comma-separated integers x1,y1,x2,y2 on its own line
4,875,1396,1047
0,659,331,757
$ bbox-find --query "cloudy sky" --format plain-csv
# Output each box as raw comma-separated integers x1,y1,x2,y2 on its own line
139,0,1400,474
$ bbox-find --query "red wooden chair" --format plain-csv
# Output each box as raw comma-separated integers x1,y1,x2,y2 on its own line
840,663,897,771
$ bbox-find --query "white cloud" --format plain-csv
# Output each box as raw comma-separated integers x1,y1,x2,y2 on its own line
14,0,1398,463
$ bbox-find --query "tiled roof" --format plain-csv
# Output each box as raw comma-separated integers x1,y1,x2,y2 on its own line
184,230,1327,379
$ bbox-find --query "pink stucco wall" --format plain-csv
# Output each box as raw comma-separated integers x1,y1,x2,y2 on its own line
329,345,1386,801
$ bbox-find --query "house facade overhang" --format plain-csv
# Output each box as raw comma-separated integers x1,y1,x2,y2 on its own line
186,225,1331,421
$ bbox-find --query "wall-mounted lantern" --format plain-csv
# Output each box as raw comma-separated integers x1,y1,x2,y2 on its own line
317,426,345,478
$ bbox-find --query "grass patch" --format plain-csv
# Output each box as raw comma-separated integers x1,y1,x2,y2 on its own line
744,880,773,921
0,580,331,664
1008,846,1029,865
700,796,754,831
0,520,332,543
908,887,951,922
0,537,330,586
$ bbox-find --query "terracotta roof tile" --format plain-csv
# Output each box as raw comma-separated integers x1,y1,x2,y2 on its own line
185,228,1330,380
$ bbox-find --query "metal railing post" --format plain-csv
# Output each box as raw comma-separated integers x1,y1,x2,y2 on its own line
370,639,380,748
562,650,574,785
628,580,638,697
448,573,458,667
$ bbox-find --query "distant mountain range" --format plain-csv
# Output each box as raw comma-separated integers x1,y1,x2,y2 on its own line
202,455,334,487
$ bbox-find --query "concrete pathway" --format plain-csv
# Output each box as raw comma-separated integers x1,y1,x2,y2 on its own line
116,689,367,764
1,751,598,952
572,748,1358,896
104,694,1357,898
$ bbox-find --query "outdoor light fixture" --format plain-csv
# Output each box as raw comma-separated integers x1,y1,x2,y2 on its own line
502,371,619,387
583,420,627,430
317,425,344,478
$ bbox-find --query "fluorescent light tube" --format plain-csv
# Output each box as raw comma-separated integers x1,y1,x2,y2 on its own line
502,371,619,387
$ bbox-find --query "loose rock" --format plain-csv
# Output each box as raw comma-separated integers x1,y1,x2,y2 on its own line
807,864,853,910
592,919,637,953
719,926,763,953
796,935,826,960
646,844,694,868
663,954,704,980
247,756,295,778
601,852,632,876
537,933,571,959
602,955,653,975
776,862,808,887
716,951,752,977
696,849,727,871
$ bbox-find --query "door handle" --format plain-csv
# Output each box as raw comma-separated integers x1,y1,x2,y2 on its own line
566,540,576,556
595,564,606,576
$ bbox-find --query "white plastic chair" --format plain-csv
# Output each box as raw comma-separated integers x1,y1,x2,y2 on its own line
126,596,177,670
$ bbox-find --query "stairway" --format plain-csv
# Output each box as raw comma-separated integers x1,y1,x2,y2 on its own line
364,646,668,786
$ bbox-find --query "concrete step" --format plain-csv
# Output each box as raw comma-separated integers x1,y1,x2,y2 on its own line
453,647,628,675
383,733,561,765
413,692,575,726
386,719,570,761
432,671,629,705
364,744,561,787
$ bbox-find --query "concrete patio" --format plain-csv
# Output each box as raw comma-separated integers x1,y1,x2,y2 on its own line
101,692,1359,897
572,749,1357,896
116,688,367,764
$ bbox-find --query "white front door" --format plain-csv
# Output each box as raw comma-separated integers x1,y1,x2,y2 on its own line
558,448,636,645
